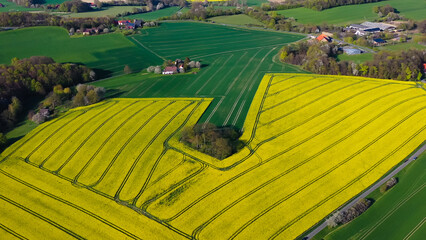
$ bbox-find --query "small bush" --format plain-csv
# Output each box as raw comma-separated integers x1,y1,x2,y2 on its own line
380,177,398,193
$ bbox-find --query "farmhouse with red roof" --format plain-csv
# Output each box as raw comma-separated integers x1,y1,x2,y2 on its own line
162,66,178,75
316,33,332,43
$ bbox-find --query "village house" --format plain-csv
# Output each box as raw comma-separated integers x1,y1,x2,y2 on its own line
316,33,332,43
162,66,178,75
118,20,131,26
118,20,141,30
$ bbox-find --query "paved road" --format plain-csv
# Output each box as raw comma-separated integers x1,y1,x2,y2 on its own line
304,143,426,240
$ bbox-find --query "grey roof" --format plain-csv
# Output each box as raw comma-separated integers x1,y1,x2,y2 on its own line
343,48,362,55
349,24,368,29
361,22,396,30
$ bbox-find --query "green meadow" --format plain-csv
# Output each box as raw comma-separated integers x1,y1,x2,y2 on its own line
0,26,161,77
337,53,374,64
275,0,425,25
208,14,264,26
123,6,185,21
377,42,426,51
0,0,40,12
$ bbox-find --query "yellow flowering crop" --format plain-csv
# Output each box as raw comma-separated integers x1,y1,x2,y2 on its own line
0,74,425,239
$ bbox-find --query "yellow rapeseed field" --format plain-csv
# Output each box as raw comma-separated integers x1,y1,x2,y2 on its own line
0,74,425,239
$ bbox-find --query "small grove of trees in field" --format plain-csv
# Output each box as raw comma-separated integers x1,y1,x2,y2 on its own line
180,123,243,160
373,5,395,17
326,198,372,227
279,41,426,81
58,0,92,13
379,177,398,193
0,56,94,133
72,84,105,107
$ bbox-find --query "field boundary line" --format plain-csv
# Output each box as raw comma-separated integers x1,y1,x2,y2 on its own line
0,169,142,239
0,194,84,239
131,36,166,61
403,217,426,240
269,121,426,239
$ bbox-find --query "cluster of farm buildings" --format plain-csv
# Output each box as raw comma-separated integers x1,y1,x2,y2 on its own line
162,59,187,75
312,21,404,56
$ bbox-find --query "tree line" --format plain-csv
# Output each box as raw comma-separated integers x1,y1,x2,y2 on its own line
0,12,115,30
304,0,383,11
6,0,45,8
261,0,383,11
279,41,426,81
0,56,94,133
327,198,372,227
